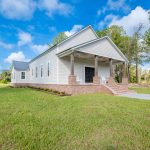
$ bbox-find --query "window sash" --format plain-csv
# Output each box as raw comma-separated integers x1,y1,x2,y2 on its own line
21,72,25,79
48,63,50,76
36,67,38,78
41,65,43,77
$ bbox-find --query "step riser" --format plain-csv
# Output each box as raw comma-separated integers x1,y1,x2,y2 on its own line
107,83,133,95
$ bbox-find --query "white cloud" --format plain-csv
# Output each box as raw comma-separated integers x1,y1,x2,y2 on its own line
0,0,36,20
98,14,118,29
0,41,14,49
31,44,49,54
107,0,130,12
97,0,130,16
65,25,83,36
38,0,73,17
18,32,32,46
5,51,26,63
109,7,150,35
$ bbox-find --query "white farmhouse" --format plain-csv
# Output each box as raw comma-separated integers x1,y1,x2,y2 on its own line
11,25,131,95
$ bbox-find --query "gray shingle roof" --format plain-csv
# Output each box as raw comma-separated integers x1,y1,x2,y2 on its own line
13,61,29,71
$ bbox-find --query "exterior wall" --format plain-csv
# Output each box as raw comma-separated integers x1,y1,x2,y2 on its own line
58,27,97,53
28,48,58,84
11,69,30,84
77,38,125,61
58,57,110,84
11,67,16,83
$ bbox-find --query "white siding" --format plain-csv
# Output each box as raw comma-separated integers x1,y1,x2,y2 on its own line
11,67,30,84
76,38,125,61
58,57,110,84
29,48,58,84
58,27,97,53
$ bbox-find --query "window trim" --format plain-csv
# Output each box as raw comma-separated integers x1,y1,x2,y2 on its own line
21,72,25,79
41,65,43,77
48,62,50,77
36,67,38,78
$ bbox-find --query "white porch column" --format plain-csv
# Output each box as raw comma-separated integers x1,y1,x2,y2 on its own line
70,53,74,75
68,53,77,85
122,62,128,85
108,58,114,84
93,55,100,84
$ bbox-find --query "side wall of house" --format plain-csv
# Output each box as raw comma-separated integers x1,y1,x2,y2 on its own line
11,69,30,84
29,47,58,84
11,67,16,83
58,57,110,84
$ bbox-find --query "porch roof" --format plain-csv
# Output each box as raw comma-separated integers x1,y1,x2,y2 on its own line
57,36,128,63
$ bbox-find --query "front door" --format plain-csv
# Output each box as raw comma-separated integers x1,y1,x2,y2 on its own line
85,67,95,83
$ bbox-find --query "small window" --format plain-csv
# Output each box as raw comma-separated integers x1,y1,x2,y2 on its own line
41,65,43,77
21,72,25,79
36,67,38,78
48,62,50,76
32,69,33,76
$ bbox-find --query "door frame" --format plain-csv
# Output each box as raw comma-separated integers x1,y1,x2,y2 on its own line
84,66,95,83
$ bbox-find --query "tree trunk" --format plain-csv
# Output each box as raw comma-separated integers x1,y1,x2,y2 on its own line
128,64,131,83
135,61,139,83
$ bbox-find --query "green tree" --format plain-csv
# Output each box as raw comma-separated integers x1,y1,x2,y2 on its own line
97,25,135,82
0,70,11,84
143,28,150,62
144,29,150,47
52,32,68,45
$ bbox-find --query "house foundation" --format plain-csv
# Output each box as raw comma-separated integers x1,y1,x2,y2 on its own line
11,83,114,95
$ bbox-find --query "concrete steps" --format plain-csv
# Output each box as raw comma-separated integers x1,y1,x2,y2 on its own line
106,83,135,95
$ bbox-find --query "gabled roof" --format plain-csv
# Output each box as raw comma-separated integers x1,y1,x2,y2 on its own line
57,25,99,46
57,36,128,63
13,61,29,71
29,25,98,63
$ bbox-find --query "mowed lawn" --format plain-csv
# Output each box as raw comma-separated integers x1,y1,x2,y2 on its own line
129,87,150,94
0,85,150,150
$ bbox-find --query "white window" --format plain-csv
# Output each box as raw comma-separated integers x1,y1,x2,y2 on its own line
41,65,43,77
36,67,38,78
21,72,25,79
48,62,50,76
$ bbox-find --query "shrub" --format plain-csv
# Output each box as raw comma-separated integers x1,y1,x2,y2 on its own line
0,79,8,84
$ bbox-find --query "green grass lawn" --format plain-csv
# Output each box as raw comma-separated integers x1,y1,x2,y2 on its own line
129,87,150,94
0,85,150,150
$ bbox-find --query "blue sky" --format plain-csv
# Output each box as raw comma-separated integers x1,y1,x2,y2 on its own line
0,0,149,71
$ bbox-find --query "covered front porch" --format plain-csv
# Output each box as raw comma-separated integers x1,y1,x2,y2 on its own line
58,50,128,85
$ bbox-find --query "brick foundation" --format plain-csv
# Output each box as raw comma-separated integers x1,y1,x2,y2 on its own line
108,77,114,84
93,76,100,84
122,77,128,85
11,83,115,95
68,75,77,85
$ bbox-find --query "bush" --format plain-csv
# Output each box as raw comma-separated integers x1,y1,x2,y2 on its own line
0,79,8,84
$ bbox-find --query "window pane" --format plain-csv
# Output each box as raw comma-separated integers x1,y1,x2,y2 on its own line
21,72,25,79
48,63,50,76
41,65,43,77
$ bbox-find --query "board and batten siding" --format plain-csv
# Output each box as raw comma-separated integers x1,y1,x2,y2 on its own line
28,47,58,84
58,27,98,53
76,38,125,61
58,57,110,84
